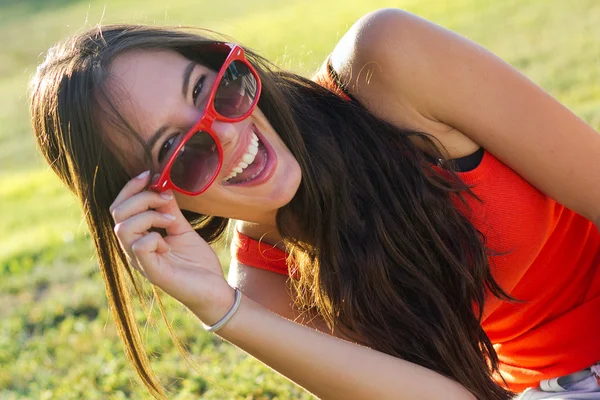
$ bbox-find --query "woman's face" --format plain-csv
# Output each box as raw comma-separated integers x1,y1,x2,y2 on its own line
104,49,302,226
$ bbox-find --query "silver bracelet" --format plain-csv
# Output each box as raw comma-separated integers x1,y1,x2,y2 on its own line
202,287,242,333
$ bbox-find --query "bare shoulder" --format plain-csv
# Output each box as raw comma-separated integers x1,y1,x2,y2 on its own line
329,9,480,158
330,8,439,95
330,8,414,64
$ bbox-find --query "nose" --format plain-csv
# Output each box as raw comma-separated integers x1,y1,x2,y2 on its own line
210,120,242,146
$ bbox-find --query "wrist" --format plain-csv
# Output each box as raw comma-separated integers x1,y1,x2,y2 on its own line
191,283,237,327
202,287,242,332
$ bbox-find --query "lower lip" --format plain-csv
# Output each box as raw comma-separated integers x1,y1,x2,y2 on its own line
225,124,277,187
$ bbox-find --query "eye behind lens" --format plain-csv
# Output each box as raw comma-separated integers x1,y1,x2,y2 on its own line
169,130,221,193
214,61,258,119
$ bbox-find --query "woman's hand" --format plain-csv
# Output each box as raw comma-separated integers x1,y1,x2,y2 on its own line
108,172,475,400
109,170,235,325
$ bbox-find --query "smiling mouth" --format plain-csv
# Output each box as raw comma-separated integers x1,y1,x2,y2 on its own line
222,129,268,184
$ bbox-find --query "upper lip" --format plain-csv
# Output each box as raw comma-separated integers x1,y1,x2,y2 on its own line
221,122,255,179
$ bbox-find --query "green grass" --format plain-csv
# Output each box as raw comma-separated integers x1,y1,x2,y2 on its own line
2,0,600,398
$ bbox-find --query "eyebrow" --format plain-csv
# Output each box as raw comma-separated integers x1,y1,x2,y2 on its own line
147,61,196,151
181,61,196,99
147,125,169,151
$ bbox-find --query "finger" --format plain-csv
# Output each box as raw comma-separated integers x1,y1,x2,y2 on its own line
152,191,195,236
114,210,177,248
111,190,173,223
109,170,151,214
131,231,171,282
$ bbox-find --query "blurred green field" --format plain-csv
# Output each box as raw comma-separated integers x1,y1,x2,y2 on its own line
2,0,600,398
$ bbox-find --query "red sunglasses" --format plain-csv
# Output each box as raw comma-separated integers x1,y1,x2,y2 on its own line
149,43,262,195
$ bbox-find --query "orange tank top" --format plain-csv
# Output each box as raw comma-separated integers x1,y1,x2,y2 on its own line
232,58,600,392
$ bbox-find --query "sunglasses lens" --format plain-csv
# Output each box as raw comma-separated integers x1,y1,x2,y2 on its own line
214,60,259,118
169,130,220,193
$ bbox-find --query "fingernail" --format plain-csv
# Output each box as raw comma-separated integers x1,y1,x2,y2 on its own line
162,213,176,221
136,170,150,180
151,173,160,185
160,192,173,200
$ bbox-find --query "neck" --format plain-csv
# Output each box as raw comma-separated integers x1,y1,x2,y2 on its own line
235,220,285,250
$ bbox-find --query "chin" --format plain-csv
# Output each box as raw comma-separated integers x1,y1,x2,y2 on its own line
274,159,302,207
249,163,302,222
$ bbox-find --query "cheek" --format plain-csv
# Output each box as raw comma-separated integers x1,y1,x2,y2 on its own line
103,132,148,176
174,189,225,217
174,193,204,214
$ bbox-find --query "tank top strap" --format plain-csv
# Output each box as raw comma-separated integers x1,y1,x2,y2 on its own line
312,55,353,102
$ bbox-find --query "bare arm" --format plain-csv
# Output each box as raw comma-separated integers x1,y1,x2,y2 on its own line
331,8,600,224
110,174,474,400
226,245,468,399
207,293,475,400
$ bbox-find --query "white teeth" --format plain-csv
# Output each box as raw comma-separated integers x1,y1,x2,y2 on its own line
223,131,261,182
242,153,255,164
248,144,258,156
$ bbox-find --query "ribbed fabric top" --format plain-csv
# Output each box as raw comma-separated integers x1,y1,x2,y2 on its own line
232,58,600,392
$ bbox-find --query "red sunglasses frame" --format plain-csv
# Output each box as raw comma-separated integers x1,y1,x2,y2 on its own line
149,43,262,195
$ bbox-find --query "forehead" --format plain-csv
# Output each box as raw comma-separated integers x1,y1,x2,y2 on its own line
100,50,192,169
107,49,190,131
109,49,189,89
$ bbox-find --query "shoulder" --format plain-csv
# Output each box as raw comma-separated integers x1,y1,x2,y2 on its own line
332,8,417,54
328,9,480,158
329,8,437,89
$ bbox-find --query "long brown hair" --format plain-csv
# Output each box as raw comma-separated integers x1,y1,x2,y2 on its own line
30,25,513,399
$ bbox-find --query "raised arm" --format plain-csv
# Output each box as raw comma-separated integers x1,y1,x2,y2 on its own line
110,173,474,400
215,292,474,400
331,8,600,225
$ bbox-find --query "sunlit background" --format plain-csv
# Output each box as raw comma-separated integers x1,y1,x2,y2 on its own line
2,0,599,398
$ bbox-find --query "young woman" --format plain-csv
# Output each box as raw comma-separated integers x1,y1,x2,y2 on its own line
29,8,600,400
